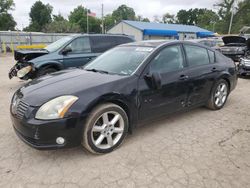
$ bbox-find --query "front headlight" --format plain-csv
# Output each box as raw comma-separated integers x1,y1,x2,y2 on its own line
17,65,32,78
35,95,78,120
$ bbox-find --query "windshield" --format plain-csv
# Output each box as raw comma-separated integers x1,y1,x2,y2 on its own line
84,46,153,76
45,36,74,52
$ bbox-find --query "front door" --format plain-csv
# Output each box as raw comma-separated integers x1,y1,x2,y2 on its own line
62,37,96,68
138,44,189,121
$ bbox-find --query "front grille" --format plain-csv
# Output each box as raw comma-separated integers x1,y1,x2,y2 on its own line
16,101,29,119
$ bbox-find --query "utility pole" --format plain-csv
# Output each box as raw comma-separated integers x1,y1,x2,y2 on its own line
87,10,89,34
101,4,104,34
228,0,236,34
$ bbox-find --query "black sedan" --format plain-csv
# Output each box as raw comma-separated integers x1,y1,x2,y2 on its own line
10,40,238,154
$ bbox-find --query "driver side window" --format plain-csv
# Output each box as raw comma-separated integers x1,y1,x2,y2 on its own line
67,37,91,54
150,45,184,74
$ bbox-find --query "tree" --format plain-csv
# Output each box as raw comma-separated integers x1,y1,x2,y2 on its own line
136,15,150,22
25,1,53,31
0,0,16,30
214,0,235,33
162,13,175,24
112,5,136,22
43,13,80,33
104,14,115,31
233,0,250,33
69,5,101,33
196,9,219,31
44,20,80,33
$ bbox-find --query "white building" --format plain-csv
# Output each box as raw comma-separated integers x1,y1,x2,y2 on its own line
108,20,214,41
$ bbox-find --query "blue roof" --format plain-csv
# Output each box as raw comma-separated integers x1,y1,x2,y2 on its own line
122,20,212,34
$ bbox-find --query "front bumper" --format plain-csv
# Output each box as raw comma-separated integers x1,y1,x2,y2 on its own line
9,62,34,80
11,112,84,150
238,65,250,75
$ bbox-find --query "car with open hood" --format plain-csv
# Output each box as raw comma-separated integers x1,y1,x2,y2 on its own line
8,34,134,80
220,35,250,62
10,40,238,154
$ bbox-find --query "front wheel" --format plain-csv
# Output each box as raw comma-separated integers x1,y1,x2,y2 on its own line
206,79,229,110
82,103,129,154
37,67,57,77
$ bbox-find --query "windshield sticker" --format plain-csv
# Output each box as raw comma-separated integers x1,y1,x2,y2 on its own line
135,47,154,52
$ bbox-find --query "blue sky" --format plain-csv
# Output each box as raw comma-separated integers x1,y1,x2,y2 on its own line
12,0,218,29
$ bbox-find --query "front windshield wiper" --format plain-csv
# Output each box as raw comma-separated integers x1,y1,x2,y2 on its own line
85,68,110,74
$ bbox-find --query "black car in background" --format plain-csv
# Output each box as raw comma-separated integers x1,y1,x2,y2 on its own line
10,40,238,154
220,36,250,62
9,34,134,80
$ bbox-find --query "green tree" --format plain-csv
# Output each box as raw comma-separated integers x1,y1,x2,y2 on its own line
162,13,175,24
104,14,115,31
214,0,235,34
69,5,101,33
43,13,80,33
0,0,16,30
197,9,219,31
112,5,136,22
136,15,150,22
25,1,53,31
233,0,250,33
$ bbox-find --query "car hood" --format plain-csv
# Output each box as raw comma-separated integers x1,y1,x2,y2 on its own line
18,69,128,106
14,49,49,62
222,36,246,45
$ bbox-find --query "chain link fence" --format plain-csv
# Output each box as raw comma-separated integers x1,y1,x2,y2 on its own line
0,31,74,53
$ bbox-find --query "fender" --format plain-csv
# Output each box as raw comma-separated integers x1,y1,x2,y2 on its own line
81,93,138,133
34,61,64,70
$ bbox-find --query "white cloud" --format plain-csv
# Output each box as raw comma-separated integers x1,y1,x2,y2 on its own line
11,0,218,29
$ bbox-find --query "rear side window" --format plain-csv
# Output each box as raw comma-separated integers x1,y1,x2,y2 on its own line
90,36,116,53
114,36,133,45
208,50,216,63
184,45,210,67
90,36,134,53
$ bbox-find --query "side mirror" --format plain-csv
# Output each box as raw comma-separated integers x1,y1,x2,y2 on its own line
144,72,162,90
62,47,72,55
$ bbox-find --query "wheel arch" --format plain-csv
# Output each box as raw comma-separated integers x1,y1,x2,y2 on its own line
85,94,134,133
35,61,63,71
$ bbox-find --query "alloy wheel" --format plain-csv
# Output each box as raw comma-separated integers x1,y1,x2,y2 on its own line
214,83,228,107
91,111,125,150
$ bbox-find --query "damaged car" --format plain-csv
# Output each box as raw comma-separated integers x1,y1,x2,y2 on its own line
220,35,250,62
9,34,134,80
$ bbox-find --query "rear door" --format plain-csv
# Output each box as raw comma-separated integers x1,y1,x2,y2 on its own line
62,37,95,68
182,44,219,106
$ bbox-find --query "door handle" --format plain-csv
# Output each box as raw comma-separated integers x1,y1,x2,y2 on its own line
179,75,189,81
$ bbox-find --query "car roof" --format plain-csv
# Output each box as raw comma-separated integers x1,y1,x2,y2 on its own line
71,34,133,38
121,40,177,47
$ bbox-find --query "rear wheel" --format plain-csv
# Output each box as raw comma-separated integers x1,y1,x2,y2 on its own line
206,79,229,110
82,103,128,154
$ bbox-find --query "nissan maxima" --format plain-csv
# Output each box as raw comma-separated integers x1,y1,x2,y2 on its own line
10,40,238,154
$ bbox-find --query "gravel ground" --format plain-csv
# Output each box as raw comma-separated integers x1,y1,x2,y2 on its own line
0,54,250,188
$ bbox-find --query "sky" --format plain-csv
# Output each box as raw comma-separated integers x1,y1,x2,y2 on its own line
11,0,218,29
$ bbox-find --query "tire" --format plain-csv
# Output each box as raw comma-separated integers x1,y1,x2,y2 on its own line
82,103,129,154
37,67,57,77
206,79,229,110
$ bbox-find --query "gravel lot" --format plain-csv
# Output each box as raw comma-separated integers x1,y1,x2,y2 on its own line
0,54,250,188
